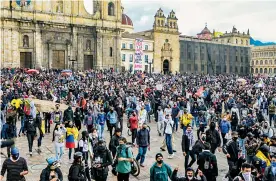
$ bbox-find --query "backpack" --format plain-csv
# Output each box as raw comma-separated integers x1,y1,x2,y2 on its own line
203,154,213,172
68,164,84,181
23,100,31,116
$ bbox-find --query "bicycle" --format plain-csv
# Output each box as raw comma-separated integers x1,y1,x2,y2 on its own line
126,142,140,177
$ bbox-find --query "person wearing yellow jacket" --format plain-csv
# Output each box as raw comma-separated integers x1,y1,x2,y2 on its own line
66,121,79,162
180,109,193,135
10,97,22,110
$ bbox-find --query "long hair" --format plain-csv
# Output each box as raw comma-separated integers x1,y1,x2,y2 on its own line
52,124,59,142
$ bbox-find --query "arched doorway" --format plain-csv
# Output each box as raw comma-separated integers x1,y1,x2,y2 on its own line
163,59,169,74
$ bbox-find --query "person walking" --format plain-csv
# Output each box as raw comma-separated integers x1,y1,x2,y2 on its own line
182,125,196,169
233,163,255,181
136,123,150,167
68,152,86,181
205,121,221,154
66,121,79,163
219,116,231,145
164,114,174,159
223,131,240,177
171,167,207,181
157,106,164,136
197,143,218,181
109,128,122,158
150,153,173,181
24,114,39,156
0,147,29,181
268,101,276,127
180,109,193,135
129,111,138,144
96,108,106,139
53,123,66,164
91,139,113,181
40,157,63,181
107,107,118,138
115,137,133,181
171,102,181,132
263,154,276,181
74,107,83,131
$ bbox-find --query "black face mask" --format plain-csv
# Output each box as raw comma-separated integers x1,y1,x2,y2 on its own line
201,136,206,141
11,154,19,160
233,137,238,141
157,160,163,164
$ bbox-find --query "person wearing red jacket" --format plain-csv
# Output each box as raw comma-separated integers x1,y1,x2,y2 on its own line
129,111,138,144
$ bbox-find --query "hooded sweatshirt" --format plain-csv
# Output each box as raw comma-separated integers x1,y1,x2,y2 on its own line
150,162,172,181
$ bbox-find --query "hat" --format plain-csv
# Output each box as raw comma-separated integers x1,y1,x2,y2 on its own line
11,147,19,155
155,153,163,160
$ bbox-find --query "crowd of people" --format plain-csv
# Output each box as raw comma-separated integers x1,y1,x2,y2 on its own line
1,67,276,181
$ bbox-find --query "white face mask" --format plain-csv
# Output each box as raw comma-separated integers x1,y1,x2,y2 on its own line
242,172,251,181
187,176,193,180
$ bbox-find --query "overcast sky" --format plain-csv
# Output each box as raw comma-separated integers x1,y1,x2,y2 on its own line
83,0,276,42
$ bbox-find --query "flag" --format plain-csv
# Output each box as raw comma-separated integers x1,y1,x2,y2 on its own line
195,86,204,97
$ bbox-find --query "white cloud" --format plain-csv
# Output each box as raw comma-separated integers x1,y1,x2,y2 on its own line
83,0,276,42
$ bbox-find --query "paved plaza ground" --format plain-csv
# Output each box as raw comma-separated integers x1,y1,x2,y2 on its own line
1,116,229,181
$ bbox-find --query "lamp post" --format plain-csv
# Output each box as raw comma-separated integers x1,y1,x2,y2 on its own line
148,59,153,75
68,55,77,71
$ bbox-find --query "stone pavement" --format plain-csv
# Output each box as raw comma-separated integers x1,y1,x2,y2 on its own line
0,116,229,181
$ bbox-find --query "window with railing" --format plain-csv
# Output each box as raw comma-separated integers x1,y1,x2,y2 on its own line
122,43,126,49
122,54,126,62
129,54,133,62
130,44,133,49
145,55,148,63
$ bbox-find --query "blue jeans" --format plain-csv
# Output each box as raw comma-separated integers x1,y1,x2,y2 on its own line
239,138,246,158
173,117,179,131
192,116,198,128
136,146,147,164
55,145,64,161
18,116,25,134
98,124,105,139
165,134,173,154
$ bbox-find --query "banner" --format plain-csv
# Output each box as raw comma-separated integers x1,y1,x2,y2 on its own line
134,38,143,70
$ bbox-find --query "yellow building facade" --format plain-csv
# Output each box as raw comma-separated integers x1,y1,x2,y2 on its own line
0,0,123,70
251,46,276,75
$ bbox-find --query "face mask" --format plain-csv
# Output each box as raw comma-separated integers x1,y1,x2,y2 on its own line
187,176,193,180
186,130,191,133
233,137,238,141
92,133,97,138
11,154,19,160
272,161,276,167
242,172,251,181
202,136,206,141
264,125,268,128
157,160,163,164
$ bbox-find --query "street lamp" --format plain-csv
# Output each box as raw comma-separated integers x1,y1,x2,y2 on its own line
68,55,77,71
148,59,153,75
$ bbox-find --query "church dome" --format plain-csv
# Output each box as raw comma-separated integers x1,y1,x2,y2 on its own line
122,14,133,26
200,26,211,35
121,14,134,33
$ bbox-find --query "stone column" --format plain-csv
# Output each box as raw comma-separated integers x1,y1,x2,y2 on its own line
71,27,78,68
35,24,42,68
11,28,19,67
77,35,84,70
96,29,103,69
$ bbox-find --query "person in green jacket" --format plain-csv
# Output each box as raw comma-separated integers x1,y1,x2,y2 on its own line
116,137,133,181
150,153,173,181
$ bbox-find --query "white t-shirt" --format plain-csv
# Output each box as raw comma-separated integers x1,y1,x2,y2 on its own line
54,127,66,147
78,139,89,152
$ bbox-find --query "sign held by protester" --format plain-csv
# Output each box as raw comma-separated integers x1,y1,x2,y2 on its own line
134,38,143,70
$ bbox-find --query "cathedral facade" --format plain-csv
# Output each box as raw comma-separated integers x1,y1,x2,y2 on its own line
0,0,123,70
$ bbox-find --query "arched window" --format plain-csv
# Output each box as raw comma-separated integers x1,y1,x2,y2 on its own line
110,47,113,57
23,35,29,47
274,68,276,74
173,22,176,28
251,61,254,65
161,20,164,26
157,20,160,26
236,39,238,44
255,68,258,74
108,2,115,16
256,60,259,65
265,60,268,64
241,39,243,44
274,59,276,64
260,60,263,65
264,68,267,73
269,60,272,64
251,68,254,73
269,68,272,73
260,68,263,73
170,22,172,27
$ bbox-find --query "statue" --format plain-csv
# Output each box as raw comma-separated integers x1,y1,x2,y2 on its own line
86,40,91,51
23,35,29,47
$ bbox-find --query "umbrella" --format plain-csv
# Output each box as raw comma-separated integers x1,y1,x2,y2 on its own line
26,69,39,74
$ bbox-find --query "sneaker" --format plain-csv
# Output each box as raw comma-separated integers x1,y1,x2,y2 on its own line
160,147,166,151
173,150,176,153
168,154,174,159
159,133,162,136
30,152,32,157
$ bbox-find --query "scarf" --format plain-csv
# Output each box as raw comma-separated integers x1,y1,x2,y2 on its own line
185,130,194,149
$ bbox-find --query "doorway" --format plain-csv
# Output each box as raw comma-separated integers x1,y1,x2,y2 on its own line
52,50,65,69
84,55,93,70
163,59,169,74
20,52,32,68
